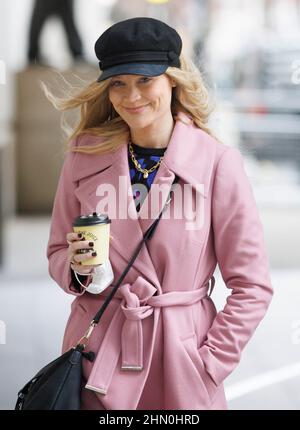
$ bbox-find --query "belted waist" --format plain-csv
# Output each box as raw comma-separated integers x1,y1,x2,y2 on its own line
85,276,215,396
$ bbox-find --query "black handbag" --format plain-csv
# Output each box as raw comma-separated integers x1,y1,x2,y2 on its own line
15,175,179,410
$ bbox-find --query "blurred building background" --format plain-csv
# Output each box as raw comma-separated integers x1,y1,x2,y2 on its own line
0,0,300,410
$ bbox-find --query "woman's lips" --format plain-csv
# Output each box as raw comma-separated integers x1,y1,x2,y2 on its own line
124,105,148,114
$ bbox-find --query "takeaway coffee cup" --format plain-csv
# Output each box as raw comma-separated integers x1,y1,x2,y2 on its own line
72,212,111,266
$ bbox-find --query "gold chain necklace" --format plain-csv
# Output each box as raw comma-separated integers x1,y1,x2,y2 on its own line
128,142,164,179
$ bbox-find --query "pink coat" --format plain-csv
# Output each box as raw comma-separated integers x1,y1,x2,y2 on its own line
47,111,273,410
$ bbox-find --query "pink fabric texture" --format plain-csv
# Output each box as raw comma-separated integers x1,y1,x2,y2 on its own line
46,111,273,409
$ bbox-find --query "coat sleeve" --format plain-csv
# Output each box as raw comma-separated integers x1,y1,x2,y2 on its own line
46,138,91,296
198,147,274,386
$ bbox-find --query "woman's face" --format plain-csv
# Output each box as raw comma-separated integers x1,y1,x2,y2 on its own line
108,73,175,129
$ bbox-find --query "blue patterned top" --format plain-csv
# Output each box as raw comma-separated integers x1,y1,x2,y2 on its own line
128,142,167,212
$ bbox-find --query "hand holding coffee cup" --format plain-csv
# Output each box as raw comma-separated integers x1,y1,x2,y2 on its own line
72,213,111,267
66,232,98,275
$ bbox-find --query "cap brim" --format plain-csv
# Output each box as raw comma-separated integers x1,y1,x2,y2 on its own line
97,63,168,82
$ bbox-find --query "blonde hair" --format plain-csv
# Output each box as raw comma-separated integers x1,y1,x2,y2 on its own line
41,53,216,156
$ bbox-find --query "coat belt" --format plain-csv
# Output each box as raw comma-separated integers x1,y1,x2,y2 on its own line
85,275,215,395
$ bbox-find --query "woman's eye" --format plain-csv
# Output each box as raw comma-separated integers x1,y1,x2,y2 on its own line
110,80,123,87
140,77,151,83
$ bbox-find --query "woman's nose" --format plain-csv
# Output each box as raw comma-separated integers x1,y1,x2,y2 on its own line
124,87,142,102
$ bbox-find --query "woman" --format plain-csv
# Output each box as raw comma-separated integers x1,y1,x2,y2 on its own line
46,17,273,410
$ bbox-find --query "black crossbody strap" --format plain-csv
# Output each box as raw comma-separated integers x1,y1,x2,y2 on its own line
92,174,180,325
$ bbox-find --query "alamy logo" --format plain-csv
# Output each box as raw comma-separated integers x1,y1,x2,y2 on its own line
291,320,300,345
0,60,6,85
0,320,6,344
94,177,206,231
291,60,300,85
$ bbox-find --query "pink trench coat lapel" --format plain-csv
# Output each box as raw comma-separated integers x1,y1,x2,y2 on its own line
48,110,273,410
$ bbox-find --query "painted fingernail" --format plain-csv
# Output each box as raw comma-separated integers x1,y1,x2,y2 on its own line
89,242,94,247
78,233,82,238
92,251,97,257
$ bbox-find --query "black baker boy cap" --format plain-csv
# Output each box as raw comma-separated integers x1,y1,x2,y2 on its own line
95,17,182,82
